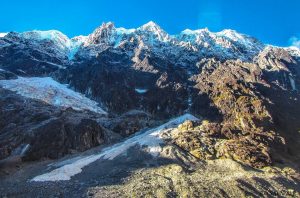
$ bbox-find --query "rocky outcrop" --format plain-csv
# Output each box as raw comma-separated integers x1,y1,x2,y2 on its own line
172,119,276,168
105,110,156,137
0,88,118,161
178,49,300,168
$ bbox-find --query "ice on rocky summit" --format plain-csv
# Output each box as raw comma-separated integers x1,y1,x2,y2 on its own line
31,113,199,182
180,28,210,35
6,22,282,64
115,27,135,35
138,21,171,43
21,30,69,45
20,30,86,60
139,21,160,31
0,77,106,114
68,35,88,59
217,29,245,42
285,46,300,57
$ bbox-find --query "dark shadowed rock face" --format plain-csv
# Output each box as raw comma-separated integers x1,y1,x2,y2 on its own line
0,32,69,76
56,49,190,118
0,88,118,161
104,110,156,137
0,69,17,80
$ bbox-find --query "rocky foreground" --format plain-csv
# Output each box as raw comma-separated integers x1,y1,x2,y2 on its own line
0,117,299,197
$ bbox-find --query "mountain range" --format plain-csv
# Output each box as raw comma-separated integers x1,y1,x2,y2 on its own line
0,22,300,197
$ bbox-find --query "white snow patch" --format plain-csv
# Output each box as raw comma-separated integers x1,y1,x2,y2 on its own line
20,144,30,156
0,77,106,114
289,75,297,91
217,29,245,42
68,35,88,59
135,88,148,94
139,21,159,31
21,30,68,42
181,29,196,35
180,28,209,35
116,27,135,35
31,113,199,182
0,33,8,38
285,46,300,57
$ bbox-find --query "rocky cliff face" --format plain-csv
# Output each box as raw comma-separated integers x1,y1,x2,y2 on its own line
0,87,118,161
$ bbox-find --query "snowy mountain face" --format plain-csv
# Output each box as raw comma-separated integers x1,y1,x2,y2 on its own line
176,28,264,61
0,77,106,114
19,30,89,60
0,30,86,66
0,22,297,72
80,22,265,64
1,22,298,64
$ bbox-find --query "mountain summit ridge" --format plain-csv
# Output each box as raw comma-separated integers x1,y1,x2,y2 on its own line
2,21,299,64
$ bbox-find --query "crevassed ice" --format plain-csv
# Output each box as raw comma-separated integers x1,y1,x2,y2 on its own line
0,77,106,114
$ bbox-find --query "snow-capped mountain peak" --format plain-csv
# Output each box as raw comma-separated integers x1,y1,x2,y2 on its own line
178,27,255,46
137,21,171,43
177,28,212,43
285,46,300,58
139,21,161,32
115,27,136,35
217,29,244,41
20,30,70,48
85,22,117,45
180,28,210,35
71,35,88,43
84,22,136,49
0,22,270,64
17,30,88,60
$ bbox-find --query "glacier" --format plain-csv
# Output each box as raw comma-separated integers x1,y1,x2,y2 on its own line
0,77,107,114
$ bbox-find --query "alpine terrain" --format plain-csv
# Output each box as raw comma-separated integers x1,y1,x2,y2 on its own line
0,22,300,197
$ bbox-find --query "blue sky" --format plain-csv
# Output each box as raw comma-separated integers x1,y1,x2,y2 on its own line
0,0,299,47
